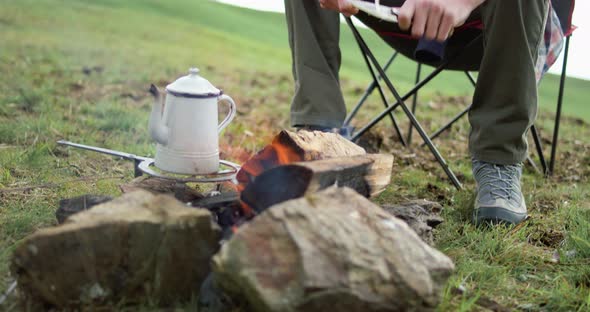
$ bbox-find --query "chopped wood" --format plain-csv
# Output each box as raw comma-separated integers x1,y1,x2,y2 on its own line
241,156,374,213
364,153,394,197
236,130,366,188
273,130,366,161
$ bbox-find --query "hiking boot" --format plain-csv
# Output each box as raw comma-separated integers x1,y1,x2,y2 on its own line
472,160,527,225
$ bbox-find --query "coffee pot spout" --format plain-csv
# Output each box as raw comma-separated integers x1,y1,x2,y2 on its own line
148,84,169,145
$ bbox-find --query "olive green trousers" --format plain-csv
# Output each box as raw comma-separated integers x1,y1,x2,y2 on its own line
284,0,548,165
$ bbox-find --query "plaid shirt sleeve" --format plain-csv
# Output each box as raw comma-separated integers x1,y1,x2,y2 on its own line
535,3,565,83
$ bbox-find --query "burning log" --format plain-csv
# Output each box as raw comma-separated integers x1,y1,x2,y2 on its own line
235,130,394,213
12,190,221,310
240,154,394,213
236,130,366,191
240,156,374,213
364,153,394,197
212,187,455,312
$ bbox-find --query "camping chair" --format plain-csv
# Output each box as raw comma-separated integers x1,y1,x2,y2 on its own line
343,0,577,190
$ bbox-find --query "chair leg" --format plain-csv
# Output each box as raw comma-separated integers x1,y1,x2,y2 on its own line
466,71,477,86
347,20,407,147
407,63,422,144
530,124,548,174
346,18,463,189
548,35,571,176
422,104,472,145
526,155,541,174
350,34,483,142
422,71,476,145
344,52,398,127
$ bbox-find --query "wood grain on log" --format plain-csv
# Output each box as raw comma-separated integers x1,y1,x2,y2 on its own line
364,153,395,197
273,130,366,161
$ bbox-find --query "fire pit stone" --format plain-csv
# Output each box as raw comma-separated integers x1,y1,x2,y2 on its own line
212,187,455,312
11,190,222,310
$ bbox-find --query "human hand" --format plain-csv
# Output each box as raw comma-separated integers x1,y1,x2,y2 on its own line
398,0,485,42
318,0,359,17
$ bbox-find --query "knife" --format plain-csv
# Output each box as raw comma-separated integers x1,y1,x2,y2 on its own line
348,0,400,23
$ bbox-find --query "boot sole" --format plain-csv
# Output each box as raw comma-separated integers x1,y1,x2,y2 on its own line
474,206,527,225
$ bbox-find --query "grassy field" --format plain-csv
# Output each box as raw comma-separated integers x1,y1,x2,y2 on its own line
1,0,589,310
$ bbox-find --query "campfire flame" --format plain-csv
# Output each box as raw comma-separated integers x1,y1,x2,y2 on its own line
235,135,303,217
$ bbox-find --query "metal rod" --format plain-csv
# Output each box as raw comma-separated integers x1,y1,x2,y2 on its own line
407,62,422,144
343,52,398,126
347,19,406,146
347,18,463,189
57,140,149,161
348,33,483,141
526,155,541,174
418,71,475,146
465,71,477,86
530,125,547,174
133,159,143,177
351,63,445,141
549,35,571,176
0,281,17,305
422,104,472,146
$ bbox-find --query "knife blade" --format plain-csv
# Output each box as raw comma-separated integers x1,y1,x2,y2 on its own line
349,0,400,23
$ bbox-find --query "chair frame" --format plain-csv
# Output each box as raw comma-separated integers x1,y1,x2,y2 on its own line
343,17,573,189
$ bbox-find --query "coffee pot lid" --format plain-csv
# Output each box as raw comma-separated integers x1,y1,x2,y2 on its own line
166,68,221,98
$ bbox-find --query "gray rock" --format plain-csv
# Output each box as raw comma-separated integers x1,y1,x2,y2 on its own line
12,190,221,310
212,187,454,312
56,194,112,224
381,199,444,245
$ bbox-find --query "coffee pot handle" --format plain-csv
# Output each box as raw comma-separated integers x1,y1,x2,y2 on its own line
217,94,237,134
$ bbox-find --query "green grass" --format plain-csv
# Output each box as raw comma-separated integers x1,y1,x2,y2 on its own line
1,0,589,310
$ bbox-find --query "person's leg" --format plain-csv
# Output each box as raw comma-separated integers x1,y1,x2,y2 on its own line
469,0,549,225
284,0,345,129
470,0,548,164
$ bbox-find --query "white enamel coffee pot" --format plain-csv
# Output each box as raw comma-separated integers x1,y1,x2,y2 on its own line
148,68,236,175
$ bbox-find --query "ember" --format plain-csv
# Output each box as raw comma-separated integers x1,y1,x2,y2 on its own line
235,136,302,192
204,130,392,229
232,130,390,218
234,131,304,217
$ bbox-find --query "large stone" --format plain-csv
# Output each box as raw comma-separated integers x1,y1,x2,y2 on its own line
12,190,221,309
212,187,454,312
55,194,113,224
382,199,444,245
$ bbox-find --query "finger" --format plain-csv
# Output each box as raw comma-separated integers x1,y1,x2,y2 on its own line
424,4,442,40
320,0,337,11
398,0,415,31
411,3,428,38
339,0,359,16
436,14,453,42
